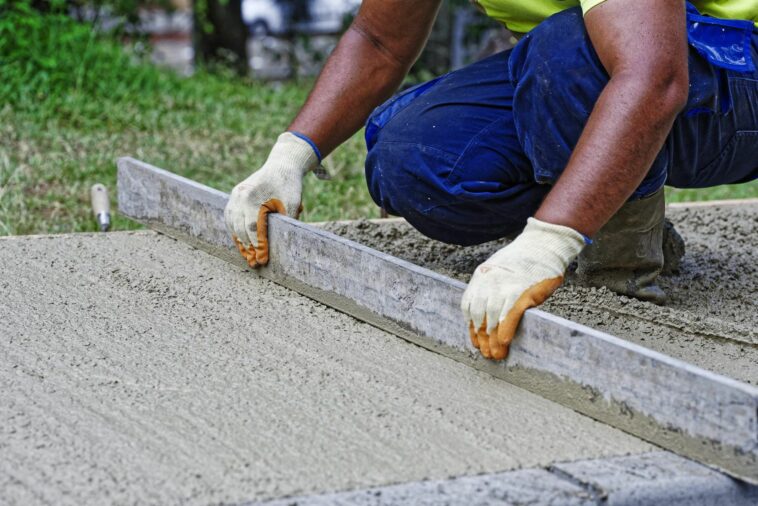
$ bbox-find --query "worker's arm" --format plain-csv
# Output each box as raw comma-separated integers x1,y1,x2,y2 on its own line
535,0,688,236
463,0,689,359
290,0,443,156
225,0,441,267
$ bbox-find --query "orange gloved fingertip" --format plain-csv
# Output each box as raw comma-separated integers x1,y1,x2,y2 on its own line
490,344,507,361
478,336,491,358
469,321,479,348
489,328,507,360
476,318,492,357
254,198,287,267
496,322,517,348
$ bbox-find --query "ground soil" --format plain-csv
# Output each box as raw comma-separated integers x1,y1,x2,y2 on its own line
322,203,758,385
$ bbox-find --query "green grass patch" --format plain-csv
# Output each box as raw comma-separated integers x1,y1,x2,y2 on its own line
0,5,376,235
0,99,375,235
1,6,755,236
665,184,757,203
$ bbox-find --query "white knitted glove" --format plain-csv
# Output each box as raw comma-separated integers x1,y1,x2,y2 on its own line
225,132,319,267
461,217,586,360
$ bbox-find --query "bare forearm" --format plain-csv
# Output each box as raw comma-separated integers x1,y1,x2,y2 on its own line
288,0,441,156
288,28,409,156
535,0,688,237
535,73,684,236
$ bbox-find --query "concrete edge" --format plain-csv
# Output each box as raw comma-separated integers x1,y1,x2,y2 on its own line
116,157,758,483
667,198,758,208
306,197,758,228
308,217,407,227
247,452,758,506
0,230,156,241
551,451,758,506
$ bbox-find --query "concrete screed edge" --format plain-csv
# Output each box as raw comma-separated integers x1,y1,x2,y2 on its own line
116,157,758,484
251,452,758,506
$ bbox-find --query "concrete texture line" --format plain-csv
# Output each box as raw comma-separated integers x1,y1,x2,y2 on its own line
546,466,606,503
0,231,653,505
250,452,758,506
552,451,758,506
116,157,758,483
249,467,596,506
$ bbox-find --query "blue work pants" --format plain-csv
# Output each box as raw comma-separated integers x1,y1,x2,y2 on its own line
364,8,758,245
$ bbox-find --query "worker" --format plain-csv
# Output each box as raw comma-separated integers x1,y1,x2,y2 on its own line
225,0,757,360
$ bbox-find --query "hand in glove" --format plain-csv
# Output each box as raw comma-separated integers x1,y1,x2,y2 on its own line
225,132,319,267
461,218,586,360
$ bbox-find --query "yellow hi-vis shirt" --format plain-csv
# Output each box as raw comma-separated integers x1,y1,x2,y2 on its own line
474,0,758,33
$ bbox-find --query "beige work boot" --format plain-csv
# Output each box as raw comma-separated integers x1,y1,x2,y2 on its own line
575,189,681,305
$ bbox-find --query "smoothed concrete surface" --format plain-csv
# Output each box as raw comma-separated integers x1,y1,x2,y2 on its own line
0,232,652,505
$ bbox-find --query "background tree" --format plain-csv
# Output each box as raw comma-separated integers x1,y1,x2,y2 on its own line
192,0,248,74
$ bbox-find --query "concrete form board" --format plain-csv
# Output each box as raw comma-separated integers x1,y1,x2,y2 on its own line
116,157,758,483
255,452,758,506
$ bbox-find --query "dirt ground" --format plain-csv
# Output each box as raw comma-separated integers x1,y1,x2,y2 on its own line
322,202,758,385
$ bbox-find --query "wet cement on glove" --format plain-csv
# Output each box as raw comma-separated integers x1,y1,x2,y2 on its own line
321,203,758,385
0,232,652,505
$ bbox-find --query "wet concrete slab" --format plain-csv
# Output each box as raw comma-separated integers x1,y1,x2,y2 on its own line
323,202,758,386
0,231,652,505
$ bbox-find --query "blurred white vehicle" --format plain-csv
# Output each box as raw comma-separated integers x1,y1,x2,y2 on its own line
242,0,284,35
242,0,361,36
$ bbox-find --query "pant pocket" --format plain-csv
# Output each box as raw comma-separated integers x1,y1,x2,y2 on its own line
693,130,758,187
364,76,446,150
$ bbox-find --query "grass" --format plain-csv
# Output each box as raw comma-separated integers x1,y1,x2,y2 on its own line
1,9,755,236
0,6,377,235
0,84,375,235
665,184,757,203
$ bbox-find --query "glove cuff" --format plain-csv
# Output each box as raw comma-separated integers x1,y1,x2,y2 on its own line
521,217,586,269
267,132,321,175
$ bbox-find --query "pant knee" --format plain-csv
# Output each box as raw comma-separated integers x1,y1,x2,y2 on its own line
363,52,550,245
365,76,445,152
365,139,548,246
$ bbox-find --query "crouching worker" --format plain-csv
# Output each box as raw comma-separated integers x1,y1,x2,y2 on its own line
225,0,758,360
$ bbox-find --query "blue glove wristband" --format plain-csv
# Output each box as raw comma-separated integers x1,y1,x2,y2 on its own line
288,131,323,163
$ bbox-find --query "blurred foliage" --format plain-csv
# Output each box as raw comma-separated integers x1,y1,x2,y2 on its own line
3,0,173,31
192,0,248,73
0,0,173,114
0,2,376,235
407,1,507,84
0,2,754,236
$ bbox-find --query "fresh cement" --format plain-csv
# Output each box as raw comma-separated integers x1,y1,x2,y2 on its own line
322,203,758,385
0,231,652,505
